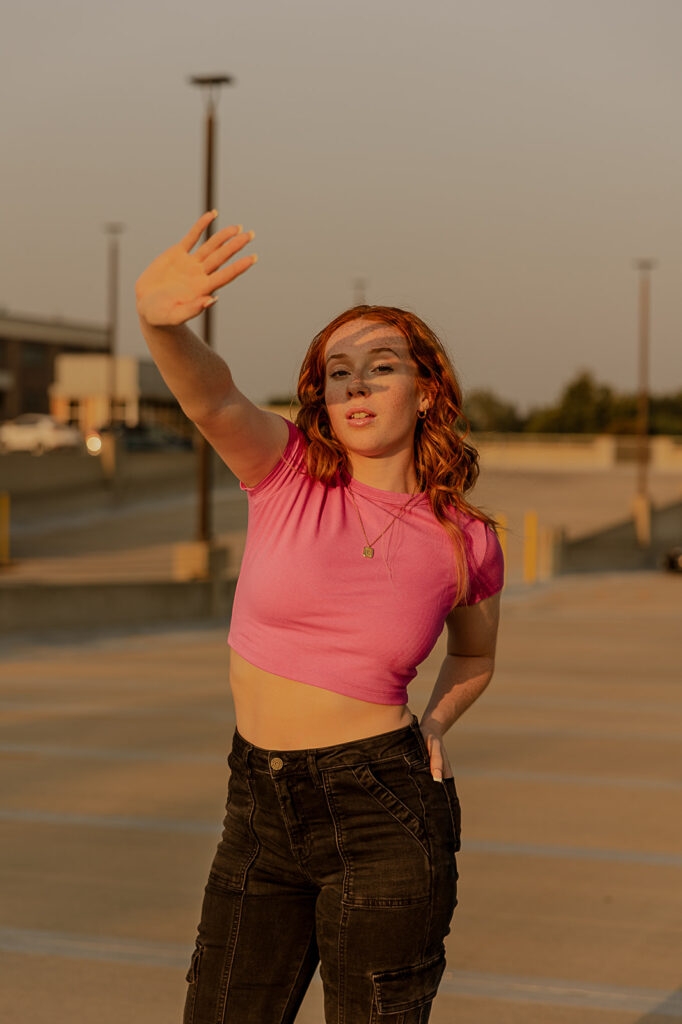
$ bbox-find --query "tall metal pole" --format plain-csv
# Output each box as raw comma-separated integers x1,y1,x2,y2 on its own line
104,222,124,425
634,259,656,498
632,258,656,547
353,277,368,306
189,75,234,546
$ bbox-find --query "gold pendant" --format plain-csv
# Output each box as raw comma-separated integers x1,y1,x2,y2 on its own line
362,546,374,558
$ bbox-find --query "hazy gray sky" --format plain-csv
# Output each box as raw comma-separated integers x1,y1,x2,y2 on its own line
3,0,681,412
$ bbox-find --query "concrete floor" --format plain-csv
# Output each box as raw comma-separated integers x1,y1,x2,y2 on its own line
1,570,681,1022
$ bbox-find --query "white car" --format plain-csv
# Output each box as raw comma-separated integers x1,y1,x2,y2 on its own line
0,414,84,455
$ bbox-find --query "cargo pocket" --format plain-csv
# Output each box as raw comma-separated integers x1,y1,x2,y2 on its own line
371,946,446,1020
183,942,204,1024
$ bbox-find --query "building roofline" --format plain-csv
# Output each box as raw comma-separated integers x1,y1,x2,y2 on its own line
0,309,109,348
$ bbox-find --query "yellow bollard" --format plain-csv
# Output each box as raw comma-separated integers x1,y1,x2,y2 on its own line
0,492,9,566
523,510,538,584
538,526,554,580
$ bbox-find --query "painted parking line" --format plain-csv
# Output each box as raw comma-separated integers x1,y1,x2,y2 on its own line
486,694,682,715
0,808,218,834
457,769,682,792
0,741,225,763
0,925,187,968
8,711,674,741
2,736,681,779
0,926,680,1016
2,742,681,792
439,970,682,1016
465,839,682,868
0,701,231,719
1,808,681,867
460,722,682,742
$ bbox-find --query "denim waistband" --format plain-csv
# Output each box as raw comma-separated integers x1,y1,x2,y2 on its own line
230,713,430,776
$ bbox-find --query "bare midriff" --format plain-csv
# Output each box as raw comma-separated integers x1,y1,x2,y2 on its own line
228,648,414,750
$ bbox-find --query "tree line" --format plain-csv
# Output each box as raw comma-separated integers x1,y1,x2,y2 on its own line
463,372,682,434
267,371,682,435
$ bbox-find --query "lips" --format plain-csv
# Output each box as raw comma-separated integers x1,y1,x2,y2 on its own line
346,408,376,420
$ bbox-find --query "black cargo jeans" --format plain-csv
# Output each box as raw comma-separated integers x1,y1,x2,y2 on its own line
184,713,460,1024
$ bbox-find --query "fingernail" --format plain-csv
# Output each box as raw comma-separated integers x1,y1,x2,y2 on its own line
203,297,217,308
248,230,255,240
236,224,243,233
211,209,218,218
432,771,442,782
251,254,258,264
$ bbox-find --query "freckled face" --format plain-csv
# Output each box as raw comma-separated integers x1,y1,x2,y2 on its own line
323,319,427,458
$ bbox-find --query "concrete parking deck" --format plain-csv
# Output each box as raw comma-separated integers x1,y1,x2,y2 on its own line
1,570,681,1022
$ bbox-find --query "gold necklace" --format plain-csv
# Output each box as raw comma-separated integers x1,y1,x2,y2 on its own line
345,484,421,558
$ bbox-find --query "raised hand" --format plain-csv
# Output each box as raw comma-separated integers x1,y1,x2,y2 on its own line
135,211,257,327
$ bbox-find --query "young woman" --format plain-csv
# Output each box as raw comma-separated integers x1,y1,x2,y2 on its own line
135,211,504,1024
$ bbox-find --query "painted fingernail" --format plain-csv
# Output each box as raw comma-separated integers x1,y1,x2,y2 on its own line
203,297,217,308
236,224,243,233
251,254,258,264
248,230,255,240
432,771,442,782
211,209,218,218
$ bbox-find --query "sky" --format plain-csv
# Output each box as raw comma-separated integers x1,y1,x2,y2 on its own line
3,0,681,414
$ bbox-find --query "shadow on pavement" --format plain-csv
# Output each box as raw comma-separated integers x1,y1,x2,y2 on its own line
634,985,682,1021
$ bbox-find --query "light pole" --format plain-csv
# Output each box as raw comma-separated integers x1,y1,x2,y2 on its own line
103,222,124,425
189,74,234,546
632,258,657,546
353,277,368,306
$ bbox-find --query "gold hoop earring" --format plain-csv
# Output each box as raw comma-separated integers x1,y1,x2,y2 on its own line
417,408,427,420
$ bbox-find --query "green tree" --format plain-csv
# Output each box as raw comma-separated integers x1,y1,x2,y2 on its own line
463,389,524,432
650,391,682,434
525,371,615,433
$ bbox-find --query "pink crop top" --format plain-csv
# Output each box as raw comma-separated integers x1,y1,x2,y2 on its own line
227,417,504,705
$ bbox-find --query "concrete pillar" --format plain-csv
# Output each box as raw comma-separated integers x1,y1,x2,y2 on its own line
631,493,651,548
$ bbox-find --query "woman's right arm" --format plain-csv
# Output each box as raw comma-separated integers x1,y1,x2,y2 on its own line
135,211,289,486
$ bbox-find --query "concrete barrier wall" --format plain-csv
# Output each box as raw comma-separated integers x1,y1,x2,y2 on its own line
0,578,238,635
651,436,682,472
2,446,238,501
475,434,682,472
1,450,104,497
558,500,682,574
3,433,682,500
475,434,617,471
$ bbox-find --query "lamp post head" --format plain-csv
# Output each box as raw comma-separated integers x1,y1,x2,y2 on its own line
189,74,234,87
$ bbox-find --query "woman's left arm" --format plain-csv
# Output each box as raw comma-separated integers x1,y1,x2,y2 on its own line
419,591,501,781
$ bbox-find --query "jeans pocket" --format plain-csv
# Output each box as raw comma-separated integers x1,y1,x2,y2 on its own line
210,768,259,892
351,760,429,855
372,946,446,1019
442,776,461,852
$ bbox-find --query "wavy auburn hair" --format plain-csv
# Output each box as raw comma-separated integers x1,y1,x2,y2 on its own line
295,305,500,606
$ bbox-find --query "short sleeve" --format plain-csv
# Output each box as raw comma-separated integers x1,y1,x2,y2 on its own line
239,417,308,500
463,520,505,605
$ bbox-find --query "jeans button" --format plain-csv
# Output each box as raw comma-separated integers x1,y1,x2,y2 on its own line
270,757,284,771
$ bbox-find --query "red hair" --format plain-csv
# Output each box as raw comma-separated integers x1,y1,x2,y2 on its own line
295,305,500,606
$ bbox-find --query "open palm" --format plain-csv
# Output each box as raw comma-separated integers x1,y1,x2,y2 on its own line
135,211,256,327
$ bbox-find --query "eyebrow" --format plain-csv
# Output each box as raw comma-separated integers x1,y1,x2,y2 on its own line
325,346,402,364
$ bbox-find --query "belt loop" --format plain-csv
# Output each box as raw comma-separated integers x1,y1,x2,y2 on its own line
243,742,254,779
307,750,322,788
411,715,430,760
